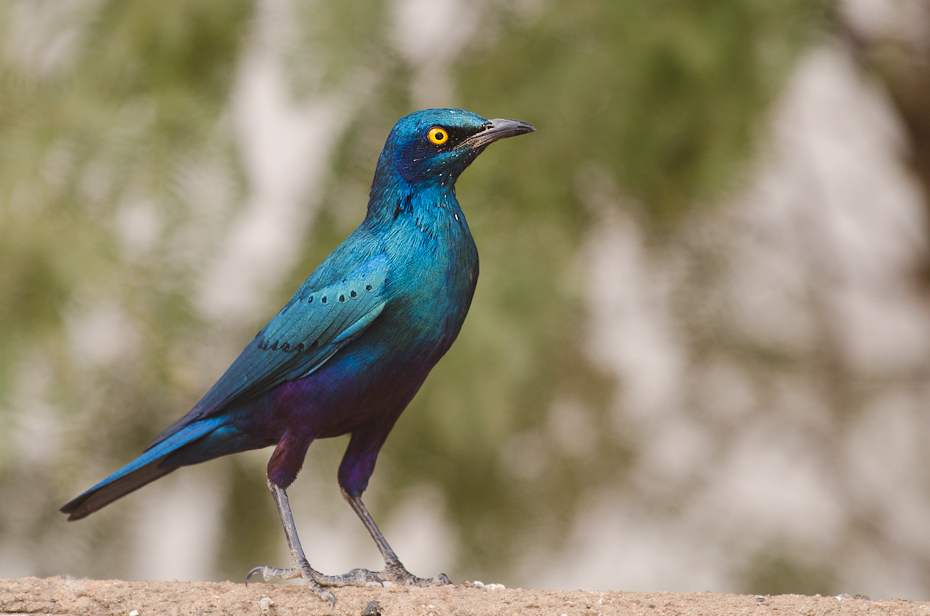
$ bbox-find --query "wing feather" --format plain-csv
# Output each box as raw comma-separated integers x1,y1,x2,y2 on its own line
148,255,389,449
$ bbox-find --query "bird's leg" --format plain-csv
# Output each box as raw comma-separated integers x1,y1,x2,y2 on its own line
342,489,452,587
246,480,380,602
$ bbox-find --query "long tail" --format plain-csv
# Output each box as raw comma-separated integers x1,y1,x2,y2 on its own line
60,417,258,521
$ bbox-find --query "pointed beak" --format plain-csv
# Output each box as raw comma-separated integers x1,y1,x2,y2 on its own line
461,118,536,150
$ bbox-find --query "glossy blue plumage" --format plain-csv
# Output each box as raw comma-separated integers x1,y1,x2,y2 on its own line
61,109,534,592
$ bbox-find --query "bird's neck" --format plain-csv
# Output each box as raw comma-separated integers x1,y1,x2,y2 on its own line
365,178,466,236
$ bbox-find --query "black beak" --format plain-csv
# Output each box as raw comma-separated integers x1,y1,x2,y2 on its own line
462,118,536,150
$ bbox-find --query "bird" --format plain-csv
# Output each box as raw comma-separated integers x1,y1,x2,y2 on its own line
60,108,535,603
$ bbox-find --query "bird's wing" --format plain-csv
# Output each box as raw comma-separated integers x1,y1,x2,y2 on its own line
148,255,389,448
207,253,389,409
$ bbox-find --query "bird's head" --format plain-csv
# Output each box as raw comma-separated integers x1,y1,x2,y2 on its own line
374,108,535,190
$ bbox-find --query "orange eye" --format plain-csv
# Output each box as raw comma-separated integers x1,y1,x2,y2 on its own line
428,127,449,145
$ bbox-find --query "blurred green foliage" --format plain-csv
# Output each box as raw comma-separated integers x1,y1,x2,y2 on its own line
0,0,827,590
459,0,825,226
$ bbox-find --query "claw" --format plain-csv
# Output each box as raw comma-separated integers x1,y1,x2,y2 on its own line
317,588,337,606
245,566,261,586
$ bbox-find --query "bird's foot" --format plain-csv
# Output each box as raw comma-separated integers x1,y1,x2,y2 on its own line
247,565,337,604
247,561,382,599
379,558,452,587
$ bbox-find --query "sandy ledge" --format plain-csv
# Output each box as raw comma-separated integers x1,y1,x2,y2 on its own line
1,577,927,616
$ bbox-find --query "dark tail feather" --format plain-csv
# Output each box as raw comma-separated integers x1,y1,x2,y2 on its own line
60,417,231,521
60,461,176,521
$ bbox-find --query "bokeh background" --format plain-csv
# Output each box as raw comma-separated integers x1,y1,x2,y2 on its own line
2,0,930,600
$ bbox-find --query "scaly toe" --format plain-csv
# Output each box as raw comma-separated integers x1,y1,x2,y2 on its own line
381,560,452,587
411,572,452,587
309,567,383,587
245,564,338,604
246,565,301,584
432,573,453,586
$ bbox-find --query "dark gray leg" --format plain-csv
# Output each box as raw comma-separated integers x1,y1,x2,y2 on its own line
342,489,452,587
246,480,380,602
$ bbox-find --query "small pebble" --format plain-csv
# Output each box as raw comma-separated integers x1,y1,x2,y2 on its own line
129,611,140,616
260,597,274,614
362,599,381,616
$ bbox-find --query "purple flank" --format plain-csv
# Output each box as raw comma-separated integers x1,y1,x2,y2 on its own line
251,345,437,490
